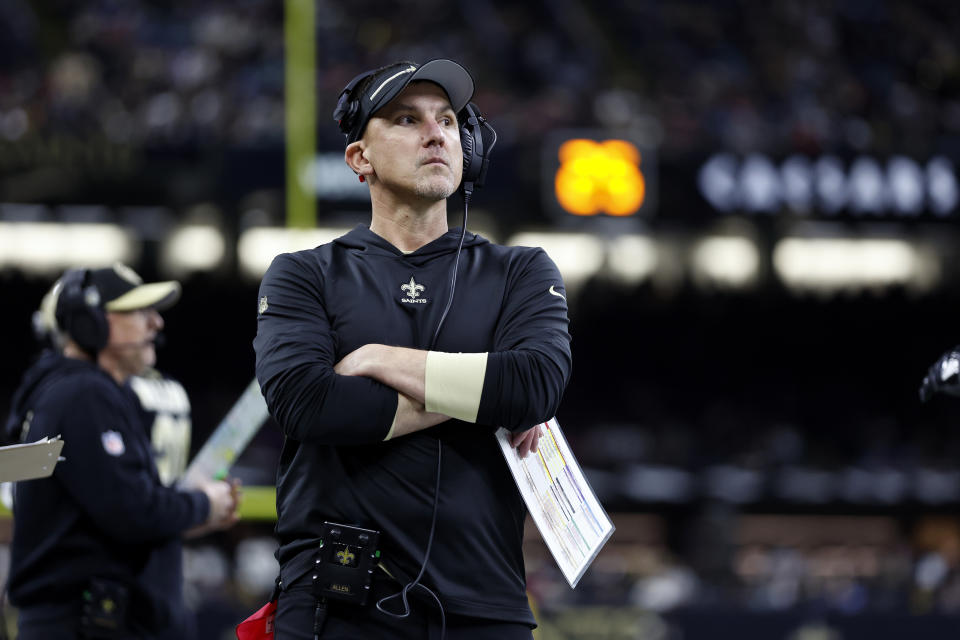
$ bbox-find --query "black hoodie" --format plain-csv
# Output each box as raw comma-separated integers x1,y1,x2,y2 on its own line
254,225,572,625
4,350,208,629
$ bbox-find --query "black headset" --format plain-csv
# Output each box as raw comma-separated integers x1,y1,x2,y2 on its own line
332,70,369,141
333,71,497,196
457,101,496,194
55,268,109,354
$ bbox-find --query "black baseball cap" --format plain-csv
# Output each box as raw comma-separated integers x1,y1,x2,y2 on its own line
36,263,180,345
335,59,475,145
88,263,181,312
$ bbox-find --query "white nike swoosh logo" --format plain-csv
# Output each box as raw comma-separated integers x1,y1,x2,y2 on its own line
548,285,566,301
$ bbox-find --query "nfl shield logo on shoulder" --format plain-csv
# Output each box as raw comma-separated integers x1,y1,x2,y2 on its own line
102,430,126,456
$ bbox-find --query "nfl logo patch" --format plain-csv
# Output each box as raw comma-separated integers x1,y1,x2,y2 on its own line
102,430,126,456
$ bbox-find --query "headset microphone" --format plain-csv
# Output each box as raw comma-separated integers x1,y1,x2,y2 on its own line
109,336,163,350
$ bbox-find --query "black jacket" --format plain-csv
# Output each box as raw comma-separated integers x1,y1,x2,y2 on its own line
254,225,572,625
4,351,209,633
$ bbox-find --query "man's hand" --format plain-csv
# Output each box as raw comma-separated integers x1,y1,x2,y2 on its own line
335,344,428,403
334,344,378,378
509,424,543,459
335,345,445,438
185,478,241,538
389,393,448,439
920,346,960,402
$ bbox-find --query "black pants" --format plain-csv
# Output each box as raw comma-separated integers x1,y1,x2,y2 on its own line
16,614,82,640
274,573,534,640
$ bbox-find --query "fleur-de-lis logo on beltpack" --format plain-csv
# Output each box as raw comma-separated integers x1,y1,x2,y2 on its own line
336,546,356,566
401,277,425,299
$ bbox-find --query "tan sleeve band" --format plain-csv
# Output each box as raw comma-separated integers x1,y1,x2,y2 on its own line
424,351,488,423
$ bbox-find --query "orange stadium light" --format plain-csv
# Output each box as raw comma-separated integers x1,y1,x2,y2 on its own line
554,139,646,216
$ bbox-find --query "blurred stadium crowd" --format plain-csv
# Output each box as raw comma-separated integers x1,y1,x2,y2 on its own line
3,1,960,155
4,1,960,638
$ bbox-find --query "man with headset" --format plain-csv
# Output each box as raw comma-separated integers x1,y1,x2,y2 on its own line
4,263,239,639
254,59,572,638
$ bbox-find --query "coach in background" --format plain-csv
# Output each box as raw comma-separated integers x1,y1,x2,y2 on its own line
4,264,239,640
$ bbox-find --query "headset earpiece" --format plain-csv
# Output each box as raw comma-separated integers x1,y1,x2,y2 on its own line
55,269,109,354
333,89,360,135
459,103,483,186
333,70,376,139
459,102,496,194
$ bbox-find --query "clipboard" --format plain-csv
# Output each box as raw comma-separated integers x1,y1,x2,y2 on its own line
497,418,615,587
0,436,65,482
180,379,270,488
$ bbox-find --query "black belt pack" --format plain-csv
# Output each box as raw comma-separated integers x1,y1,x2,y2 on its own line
311,521,381,606
236,522,383,639
80,577,131,639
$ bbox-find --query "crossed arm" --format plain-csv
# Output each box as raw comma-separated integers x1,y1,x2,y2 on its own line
255,250,569,453
334,344,543,457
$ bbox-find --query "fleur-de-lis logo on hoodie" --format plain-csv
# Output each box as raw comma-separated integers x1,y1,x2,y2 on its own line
401,277,425,299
